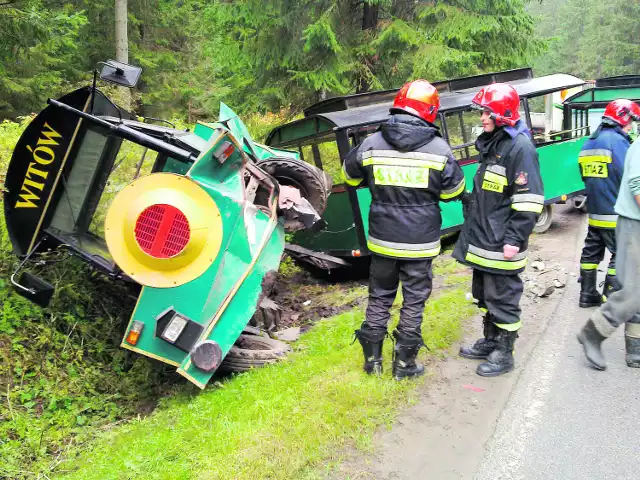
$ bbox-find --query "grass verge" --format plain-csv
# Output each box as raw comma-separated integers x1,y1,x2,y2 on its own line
55,288,477,480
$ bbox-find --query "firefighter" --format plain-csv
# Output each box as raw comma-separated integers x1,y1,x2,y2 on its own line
578,119,640,370
344,79,466,380
577,99,640,308
454,83,544,377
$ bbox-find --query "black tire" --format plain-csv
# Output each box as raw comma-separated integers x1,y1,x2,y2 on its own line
257,157,332,215
533,204,553,234
220,333,291,373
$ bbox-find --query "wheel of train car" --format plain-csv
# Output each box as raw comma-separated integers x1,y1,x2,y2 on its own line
533,204,554,234
257,157,332,215
219,333,291,373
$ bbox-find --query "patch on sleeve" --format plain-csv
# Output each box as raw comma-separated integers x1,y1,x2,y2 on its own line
515,171,528,186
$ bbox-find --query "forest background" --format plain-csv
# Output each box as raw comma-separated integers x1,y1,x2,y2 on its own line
1,0,638,126
0,1,639,478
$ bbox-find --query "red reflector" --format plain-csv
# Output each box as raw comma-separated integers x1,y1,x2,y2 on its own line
134,204,190,258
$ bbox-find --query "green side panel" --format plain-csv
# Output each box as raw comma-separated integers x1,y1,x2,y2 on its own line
537,137,588,200
252,142,300,161
592,88,640,102
162,157,191,175
219,102,255,147
440,163,478,230
194,122,216,141
122,188,242,366
188,132,245,198
567,87,640,104
356,188,371,240
179,224,285,386
120,129,285,387
289,189,362,252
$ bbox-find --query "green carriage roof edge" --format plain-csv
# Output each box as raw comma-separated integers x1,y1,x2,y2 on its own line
265,68,586,148
564,75,640,107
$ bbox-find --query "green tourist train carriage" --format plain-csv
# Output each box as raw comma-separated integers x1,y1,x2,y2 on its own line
266,69,640,272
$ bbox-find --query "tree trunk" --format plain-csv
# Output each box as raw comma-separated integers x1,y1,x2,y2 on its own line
357,1,379,93
362,1,379,30
115,0,131,110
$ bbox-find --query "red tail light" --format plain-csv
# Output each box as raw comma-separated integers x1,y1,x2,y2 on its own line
134,204,190,258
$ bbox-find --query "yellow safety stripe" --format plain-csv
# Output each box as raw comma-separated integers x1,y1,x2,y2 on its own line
495,321,522,332
588,218,617,228
580,263,598,270
342,164,363,186
607,268,616,276
363,157,446,171
440,179,466,199
372,165,431,188
484,171,509,185
465,252,528,271
578,155,613,164
368,241,441,258
511,202,544,213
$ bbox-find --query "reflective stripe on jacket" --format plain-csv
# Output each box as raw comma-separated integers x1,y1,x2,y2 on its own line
453,122,544,274
579,123,630,228
343,114,466,259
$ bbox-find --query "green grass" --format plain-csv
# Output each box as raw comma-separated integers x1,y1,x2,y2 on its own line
432,256,467,277
54,288,477,480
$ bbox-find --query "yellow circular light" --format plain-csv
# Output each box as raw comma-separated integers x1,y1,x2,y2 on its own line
105,173,223,288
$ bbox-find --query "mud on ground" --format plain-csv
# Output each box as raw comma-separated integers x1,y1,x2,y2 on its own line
256,252,472,335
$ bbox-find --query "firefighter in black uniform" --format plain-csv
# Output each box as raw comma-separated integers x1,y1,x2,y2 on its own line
344,79,466,380
577,99,640,307
454,83,544,377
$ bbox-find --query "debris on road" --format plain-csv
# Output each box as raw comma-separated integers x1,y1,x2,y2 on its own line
525,260,569,298
531,261,546,271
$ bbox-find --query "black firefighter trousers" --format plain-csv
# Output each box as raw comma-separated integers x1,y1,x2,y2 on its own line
472,269,523,329
580,226,616,275
362,254,433,341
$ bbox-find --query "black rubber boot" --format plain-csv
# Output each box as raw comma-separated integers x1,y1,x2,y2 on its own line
577,320,607,370
392,331,425,380
602,274,621,302
625,322,640,368
476,329,517,377
354,328,386,375
579,269,602,308
459,313,498,360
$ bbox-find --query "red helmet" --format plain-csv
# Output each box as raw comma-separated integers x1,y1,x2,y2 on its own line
471,83,521,127
603,99,640,127
392,80,440,124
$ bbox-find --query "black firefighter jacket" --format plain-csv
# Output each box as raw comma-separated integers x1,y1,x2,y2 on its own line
343,114,466,259
453,121,544,275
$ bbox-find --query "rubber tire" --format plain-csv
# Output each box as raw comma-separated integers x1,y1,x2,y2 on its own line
257,157,332,215
533,204,553,234
220,334,291,373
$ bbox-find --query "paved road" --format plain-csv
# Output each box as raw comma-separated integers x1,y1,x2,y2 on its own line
331,205,640,480
475,239,640,480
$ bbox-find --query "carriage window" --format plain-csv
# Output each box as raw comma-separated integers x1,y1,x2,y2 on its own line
444,110,480,162
299,140,342,185
527,93,566,144
88,140,158,238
